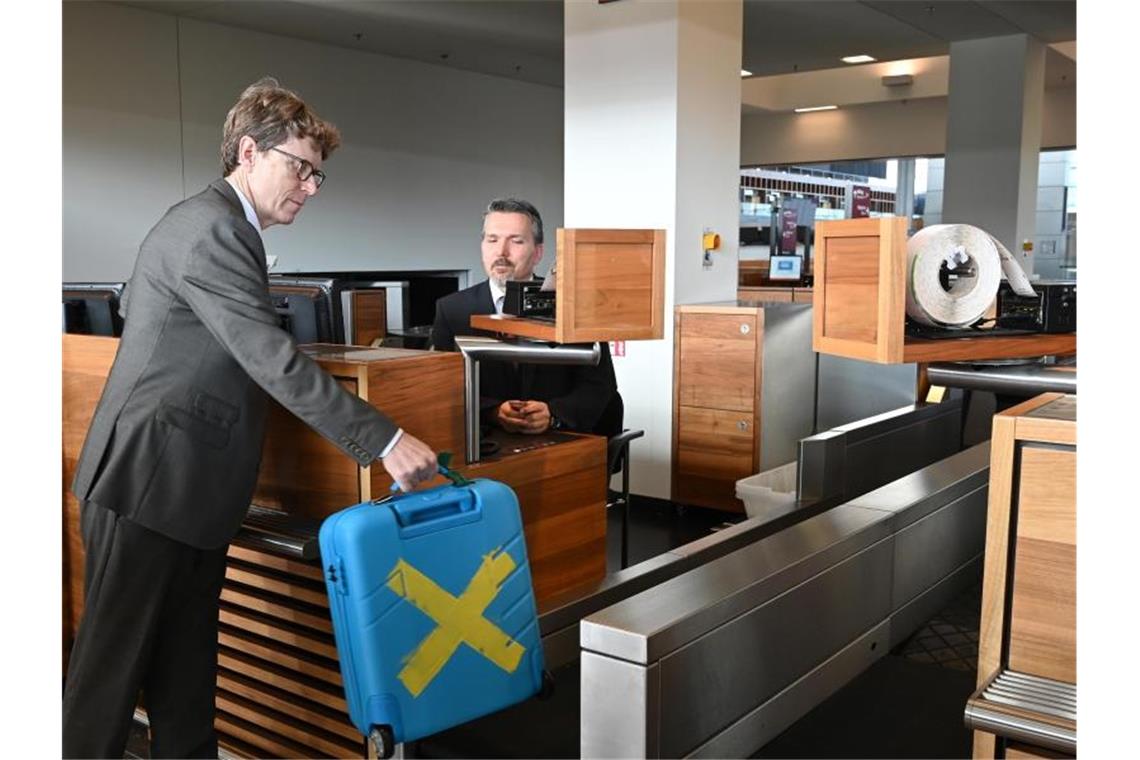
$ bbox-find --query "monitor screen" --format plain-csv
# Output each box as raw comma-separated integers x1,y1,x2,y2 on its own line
768,255,803,282
62,283,126,336
268,278,337,345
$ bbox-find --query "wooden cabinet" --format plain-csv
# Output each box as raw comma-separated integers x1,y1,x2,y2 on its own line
967,394,1076,758
671,302,815,512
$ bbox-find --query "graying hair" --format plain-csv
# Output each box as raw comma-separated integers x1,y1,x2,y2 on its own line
483,198,544,244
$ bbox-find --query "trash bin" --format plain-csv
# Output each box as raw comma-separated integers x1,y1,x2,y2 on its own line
735,461,797,520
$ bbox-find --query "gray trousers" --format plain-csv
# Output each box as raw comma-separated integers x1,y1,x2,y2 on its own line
62,502,228,759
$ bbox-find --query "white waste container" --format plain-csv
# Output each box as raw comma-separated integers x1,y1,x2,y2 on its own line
735,461,798,520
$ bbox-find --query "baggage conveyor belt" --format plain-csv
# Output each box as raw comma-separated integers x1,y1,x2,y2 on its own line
231,400,980,758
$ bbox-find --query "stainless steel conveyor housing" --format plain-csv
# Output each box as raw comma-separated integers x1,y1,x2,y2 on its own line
579,442,991,758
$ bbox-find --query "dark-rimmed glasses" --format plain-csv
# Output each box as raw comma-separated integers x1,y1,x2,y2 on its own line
269,146,326,188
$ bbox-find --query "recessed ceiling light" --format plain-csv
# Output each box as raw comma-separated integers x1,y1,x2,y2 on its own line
794,105,838,113
741,69,752,77
842,55,877,64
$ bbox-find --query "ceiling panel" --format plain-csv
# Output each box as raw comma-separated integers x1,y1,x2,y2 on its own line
742,0,946,76
863,0,1021,42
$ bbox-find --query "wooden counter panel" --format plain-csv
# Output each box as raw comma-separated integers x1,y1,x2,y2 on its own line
217,690,362,759
217,669,359,743
458,434,608,602
218,627,341,686
902,332,1076,364
62,335,120,658
227,543,325,582
364,353,466,499
820,235,882,344
225,560,329,608
218,605,338,661
219,585,333,635
676,313,758,412
1017,447,1076,545
218,647,347,712
1008,537,1076,684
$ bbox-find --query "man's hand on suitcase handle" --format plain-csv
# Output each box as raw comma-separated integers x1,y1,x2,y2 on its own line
381,432,438,492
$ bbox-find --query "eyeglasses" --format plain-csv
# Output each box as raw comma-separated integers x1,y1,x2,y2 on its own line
269,146,326,188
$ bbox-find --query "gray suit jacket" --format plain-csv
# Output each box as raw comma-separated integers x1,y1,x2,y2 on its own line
72,179,399,549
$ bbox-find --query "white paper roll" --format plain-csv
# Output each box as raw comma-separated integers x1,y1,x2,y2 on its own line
906,224,1007,327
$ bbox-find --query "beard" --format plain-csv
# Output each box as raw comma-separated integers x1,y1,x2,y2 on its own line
489,258,515,288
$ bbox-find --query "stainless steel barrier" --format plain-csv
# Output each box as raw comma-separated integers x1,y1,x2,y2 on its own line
797,400,963,504
579,442,990,758
926,361,1077,396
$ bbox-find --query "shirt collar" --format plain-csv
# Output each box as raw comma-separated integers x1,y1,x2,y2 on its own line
225,177,262,239
488,278,506,311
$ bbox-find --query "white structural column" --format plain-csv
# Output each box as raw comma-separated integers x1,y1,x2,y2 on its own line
564,0,742,498
942,34,1046,274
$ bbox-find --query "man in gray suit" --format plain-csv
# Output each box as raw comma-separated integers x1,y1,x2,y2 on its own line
62,78,438,758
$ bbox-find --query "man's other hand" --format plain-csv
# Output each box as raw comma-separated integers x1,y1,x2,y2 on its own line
381,433,438,492
515,401,551,434
496,400,529,433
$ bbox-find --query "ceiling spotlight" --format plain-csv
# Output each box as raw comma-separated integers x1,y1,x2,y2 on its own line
842,54,876,64
882,74,914,87
741,69,752,77
794,105,838,113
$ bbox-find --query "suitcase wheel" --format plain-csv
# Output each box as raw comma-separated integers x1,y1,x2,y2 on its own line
368,725,396,759
538,669,556,701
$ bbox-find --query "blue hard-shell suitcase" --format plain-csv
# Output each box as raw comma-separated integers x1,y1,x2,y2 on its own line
318,470,546,756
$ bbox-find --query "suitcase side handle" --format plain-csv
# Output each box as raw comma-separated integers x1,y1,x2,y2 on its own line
389,486,481,537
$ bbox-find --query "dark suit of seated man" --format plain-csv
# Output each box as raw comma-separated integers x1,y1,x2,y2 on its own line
431,198,621,438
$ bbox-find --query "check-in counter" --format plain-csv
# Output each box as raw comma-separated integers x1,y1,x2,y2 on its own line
61,333,608,759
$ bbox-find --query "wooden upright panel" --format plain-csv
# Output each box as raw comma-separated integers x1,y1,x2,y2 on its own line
676,312,758,412
973,393,1076,759
348,289,386,347
62,335,120,662
1007,446,1076,684
813,216,906,363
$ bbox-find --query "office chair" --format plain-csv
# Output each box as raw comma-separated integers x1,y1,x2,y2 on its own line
601,393,644,569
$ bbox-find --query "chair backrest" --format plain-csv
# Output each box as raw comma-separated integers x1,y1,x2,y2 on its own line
596,390,624,440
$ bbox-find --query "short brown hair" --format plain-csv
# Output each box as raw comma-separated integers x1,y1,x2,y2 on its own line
220,77,341,175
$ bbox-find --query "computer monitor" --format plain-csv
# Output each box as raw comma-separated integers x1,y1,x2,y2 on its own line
62,282,126,336
267,277,338,344
767,255,803,282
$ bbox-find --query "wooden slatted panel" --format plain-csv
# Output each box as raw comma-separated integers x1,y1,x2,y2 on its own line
227,543,325,582
218,646,347,713
217,689,362,759
218,626,341,687
220,584,333,634
216,710,345,760
218,603,338,660
218,668,358,743
225,558,329,608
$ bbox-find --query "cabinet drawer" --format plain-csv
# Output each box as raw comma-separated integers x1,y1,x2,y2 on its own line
677,313,757,412
674,406,755,511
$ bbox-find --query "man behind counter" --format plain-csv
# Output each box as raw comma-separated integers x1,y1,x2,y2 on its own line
431,198,621,438
62,78,438,758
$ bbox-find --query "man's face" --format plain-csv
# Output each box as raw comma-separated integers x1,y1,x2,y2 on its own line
245,136,322,228
481,211,543,287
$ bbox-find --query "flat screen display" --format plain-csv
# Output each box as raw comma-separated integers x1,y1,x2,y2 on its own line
768,255,803,281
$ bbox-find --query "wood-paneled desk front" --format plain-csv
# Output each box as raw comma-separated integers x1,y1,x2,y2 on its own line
62,334,607,758
967,393,1076,758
